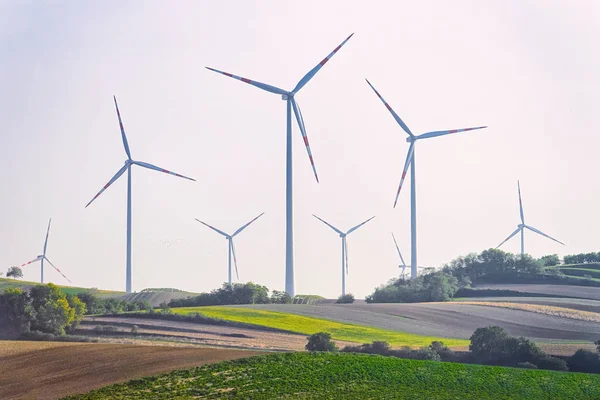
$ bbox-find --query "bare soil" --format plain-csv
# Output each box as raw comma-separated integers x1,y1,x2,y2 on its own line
0,341,262,400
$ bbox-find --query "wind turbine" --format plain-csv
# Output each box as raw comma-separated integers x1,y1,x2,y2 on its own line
195,213,265,285
85,97,196,293
496,181,564,255
366,79,486,280
206,33,354,296
19,218,71,284
391,233,408,280
313,215,375,296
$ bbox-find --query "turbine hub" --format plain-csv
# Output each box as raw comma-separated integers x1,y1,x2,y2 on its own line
282,94,290,101
406,136,416,143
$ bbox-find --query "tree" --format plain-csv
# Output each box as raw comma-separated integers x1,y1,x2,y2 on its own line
29,283,76,335
336,294,355,304
305,332,338,352
271,290,292,304
469,326,511,363
6,266,23,280
66,294,87,333
539,254,560,267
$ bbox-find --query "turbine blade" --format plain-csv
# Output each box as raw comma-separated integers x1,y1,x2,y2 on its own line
496,227,522,248
132,161,195,181
291,98,319,182
365,79,414,137
21,256,43,267
85,163,129,208
346,216,375,235
43,218,52,255
194,219,229,237
230,240,239,281
401,265,406,280
205,67,288,96
344,237,349,275
232,212,265,237
391,233,407,267
113,96,132,160
44,257,72,284
416,126,487,140
518,180,525,224
393,142,415,208
292,33,354,94
525,225,565,246
312,214,343,235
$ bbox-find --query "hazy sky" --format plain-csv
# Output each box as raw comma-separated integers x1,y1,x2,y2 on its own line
1,1,598,298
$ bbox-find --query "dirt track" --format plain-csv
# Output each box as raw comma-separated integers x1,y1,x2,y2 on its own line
0,341,262,400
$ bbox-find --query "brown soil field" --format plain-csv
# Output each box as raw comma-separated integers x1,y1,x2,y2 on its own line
0,341,262,400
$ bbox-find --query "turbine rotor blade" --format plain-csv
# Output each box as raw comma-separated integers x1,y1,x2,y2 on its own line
347,216,375,235
43,218,52,256
230,240,239,281
44,257,72,284
194,219,229,237
292,33,354,94
205,67,288,96
496,227,522,248
233,212,265,237
394,142,415,208
391,233,407,267
85,163,130,208
416,126,487,140
21,256,43,267
518,180,525,224
132,161,195,181
113,96,132,160
525,225,565,246
291,98,319,182
312,214,343,235
365,79,414,137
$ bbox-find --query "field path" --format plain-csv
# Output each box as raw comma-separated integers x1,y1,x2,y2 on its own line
0,341,261,400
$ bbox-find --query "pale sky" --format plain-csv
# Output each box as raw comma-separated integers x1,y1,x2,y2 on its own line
1,1,599,298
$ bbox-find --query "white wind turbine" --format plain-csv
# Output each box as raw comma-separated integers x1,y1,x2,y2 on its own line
195,213,265,284
313,215,375,296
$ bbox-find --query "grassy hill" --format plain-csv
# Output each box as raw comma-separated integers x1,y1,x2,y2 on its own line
0,278,124,298
545,264,600,282
64,352,600,399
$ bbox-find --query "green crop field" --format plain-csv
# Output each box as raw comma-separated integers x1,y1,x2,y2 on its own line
559,268,600,279
64,352,600,399
0,278,124,298
172,306,468,347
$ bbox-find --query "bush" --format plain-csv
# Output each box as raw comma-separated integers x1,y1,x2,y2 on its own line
270,290,292,304
412,347,441,361
428,341,454,360
518,362,538,369
20,330,97,343
305,332,338,352
169,282,272,307
469,326,511,364
568,349,600,373
366,271,459,303
336,294,355,304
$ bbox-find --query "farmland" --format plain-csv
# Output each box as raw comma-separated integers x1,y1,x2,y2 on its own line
230,301,600,342
172,306,469,347
0,341,261,400
0,277,124,298
65,352,600,399
473,283,600,300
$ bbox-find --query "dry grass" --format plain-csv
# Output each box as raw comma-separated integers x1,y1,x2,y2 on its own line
0,341,262,400
454,301,600,323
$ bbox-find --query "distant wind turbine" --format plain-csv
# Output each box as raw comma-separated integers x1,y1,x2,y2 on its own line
207,33,354,296
20,218,71,284
313,215,375,296
391,232,408,280
85,97,196,293
195,213,265,285
496,181,564,255
366,79,486,280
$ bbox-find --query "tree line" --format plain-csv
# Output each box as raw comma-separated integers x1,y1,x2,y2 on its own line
169,282,292,307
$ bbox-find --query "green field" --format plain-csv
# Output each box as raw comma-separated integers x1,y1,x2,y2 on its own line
64,352,600,399
172,306,468,347
559,268,600,279
0,278,124,298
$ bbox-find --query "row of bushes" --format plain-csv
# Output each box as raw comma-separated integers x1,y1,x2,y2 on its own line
306,326,600,373
169,283,292,307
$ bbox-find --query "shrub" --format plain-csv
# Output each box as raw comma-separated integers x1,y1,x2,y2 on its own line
412,347,441,361
20,330,97,343
469,326,511,364
366,271,459,303
518,362,538,369
336,294,355,304
568,349,600,373
428,341,454,360
534,356,569,371
270,290,292,304
305,332,338,352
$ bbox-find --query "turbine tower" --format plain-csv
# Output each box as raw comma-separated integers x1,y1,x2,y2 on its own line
496,181,564,255
206,34,354,296
366,79,486,279
195,213,265,284
20,218,71,284
85,97,196,293
313,215,375,296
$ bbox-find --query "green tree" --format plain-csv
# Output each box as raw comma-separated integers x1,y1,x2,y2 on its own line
539,254,560,267
66,294,87,333
270,290,292,304
0,288,31,331
29,283,75,335
6,266,23,279
469,326,511,363
305,332,338,352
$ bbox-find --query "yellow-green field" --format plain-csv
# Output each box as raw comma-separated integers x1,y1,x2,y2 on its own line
172,306,469,347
